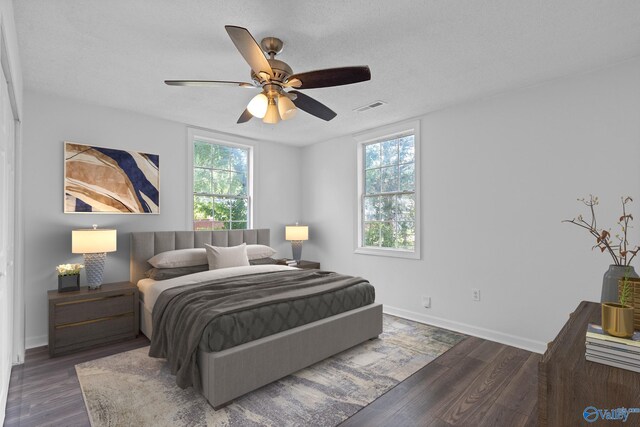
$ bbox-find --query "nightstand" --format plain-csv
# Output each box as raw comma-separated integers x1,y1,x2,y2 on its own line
277,259,321,270
48,281,139,357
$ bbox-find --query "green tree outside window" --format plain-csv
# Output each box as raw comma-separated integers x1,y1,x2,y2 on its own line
193,141,250,230
363,135,415,250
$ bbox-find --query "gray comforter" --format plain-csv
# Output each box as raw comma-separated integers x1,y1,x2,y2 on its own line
149,269,370,390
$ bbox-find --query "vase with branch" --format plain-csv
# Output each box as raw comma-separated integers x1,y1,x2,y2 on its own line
564,195,639,303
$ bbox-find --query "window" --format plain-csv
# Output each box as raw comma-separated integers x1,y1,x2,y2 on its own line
189,129,253,231
356,120,420,259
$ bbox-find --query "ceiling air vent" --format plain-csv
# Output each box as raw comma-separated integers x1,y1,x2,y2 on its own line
353,100,387,113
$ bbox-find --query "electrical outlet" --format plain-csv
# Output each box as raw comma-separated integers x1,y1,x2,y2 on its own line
472,288,481,301
422,295,431,308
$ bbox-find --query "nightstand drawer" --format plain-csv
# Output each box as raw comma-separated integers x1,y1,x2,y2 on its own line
54,313,135,349
54,293,135,325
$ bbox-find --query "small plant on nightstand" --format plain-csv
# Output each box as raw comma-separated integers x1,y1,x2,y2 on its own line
56,263,84,276
56,263,83,292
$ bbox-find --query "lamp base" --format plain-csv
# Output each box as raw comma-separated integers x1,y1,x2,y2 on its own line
291,241,303,262
84,252,106,289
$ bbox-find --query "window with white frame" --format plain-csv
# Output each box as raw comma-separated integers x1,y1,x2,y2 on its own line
356,120,420,259
191,132,252,231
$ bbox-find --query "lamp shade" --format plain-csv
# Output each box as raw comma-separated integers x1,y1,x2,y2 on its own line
263,98,280,124
286,225,309,241
72,229,117,253
277,95,297,120
247,93,268,118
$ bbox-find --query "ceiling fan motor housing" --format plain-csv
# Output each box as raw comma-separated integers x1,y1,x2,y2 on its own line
251,58,293,86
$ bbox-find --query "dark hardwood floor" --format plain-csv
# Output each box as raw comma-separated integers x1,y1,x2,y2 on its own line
5,336,539,427
341,337,539,427
5,337,150,427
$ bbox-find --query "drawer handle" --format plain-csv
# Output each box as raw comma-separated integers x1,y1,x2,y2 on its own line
55,292,134,307
56,312,134,329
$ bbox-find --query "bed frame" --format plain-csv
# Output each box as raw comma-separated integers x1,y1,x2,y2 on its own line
130,229,383,409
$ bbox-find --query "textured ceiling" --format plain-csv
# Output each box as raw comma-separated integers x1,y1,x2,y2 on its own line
14,0,640,146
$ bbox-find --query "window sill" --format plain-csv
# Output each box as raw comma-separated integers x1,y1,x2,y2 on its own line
354,247,421,260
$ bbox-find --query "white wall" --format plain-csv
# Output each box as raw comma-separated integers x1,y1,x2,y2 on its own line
22,89,301,348
301,58,640,353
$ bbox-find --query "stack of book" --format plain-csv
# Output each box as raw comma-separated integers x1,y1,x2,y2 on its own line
585,323,640,373
282,259,298,267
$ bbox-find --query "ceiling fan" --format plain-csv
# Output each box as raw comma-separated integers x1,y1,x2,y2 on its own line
165,25,371,124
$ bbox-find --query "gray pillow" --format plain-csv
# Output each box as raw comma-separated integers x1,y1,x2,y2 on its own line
249,257,278,266
147,248,207,268
145,265,208,280
246,244,277,260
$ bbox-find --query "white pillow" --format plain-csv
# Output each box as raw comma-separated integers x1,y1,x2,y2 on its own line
205,243,250,270
148,248,207,268
246,244,277,260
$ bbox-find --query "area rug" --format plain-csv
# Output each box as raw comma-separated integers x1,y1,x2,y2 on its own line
76,315,466,427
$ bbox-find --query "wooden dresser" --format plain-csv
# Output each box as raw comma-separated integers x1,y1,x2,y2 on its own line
539,301,640,426
48,281,139,357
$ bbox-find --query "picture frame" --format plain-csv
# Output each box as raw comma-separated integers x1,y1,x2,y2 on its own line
64,141,160,214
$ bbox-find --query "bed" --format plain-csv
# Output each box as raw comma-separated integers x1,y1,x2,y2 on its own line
130,229,383,409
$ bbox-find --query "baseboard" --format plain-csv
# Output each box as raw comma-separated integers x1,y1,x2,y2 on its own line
383,305,547,354
25,335,47,350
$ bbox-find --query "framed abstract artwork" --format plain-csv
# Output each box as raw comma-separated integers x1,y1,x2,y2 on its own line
64,142,160,214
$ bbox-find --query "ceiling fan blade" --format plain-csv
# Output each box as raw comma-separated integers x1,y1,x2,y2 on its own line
225,26,274,78
164,80,255,88
286,66,371,89
289,90,337,121
237,108,253,124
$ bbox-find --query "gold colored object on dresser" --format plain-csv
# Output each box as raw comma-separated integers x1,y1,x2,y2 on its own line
601,302,635,338
48,281,139,357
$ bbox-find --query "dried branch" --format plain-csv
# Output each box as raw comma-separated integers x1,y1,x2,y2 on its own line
564,195,639,266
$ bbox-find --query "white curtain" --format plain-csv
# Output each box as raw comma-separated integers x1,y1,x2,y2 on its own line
0,60,15,424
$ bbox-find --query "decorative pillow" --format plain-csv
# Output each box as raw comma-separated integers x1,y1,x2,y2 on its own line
246,244,277,260
148,248,207,268
144,265,208,281
249,257,278,266
205,243,250,270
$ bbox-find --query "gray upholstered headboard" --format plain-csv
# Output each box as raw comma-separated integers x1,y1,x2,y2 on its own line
130,229,270,283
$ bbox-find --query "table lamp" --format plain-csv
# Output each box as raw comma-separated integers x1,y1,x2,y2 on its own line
285,224,309,262
72,225,117,289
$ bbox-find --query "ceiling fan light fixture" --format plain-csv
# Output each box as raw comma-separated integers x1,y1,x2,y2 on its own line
277,94,297,120
247,93,268,118
263,98,280,124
